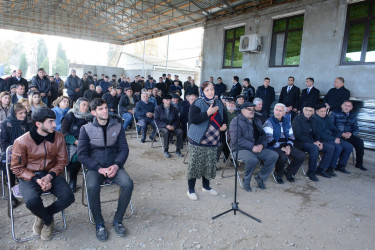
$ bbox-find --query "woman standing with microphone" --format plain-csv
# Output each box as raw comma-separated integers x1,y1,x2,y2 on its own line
187,81,227,201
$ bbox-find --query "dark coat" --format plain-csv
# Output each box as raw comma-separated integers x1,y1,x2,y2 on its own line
131,81,143,93
11,93,28,104
299,86,320,110
78,117,128,171
229,113,267,151
65,75,82,96
119,95,139,116
154,105,180,129
329,110,359,136
1,113,31,153
228,83,242,98
255,85,275,117
243,85,255,102
278,85,300,109
214,83,227,99
313,114,341,142
292,113,320,148
0,78,9,92
8,77,29,93
32,75,51,94
83,89,96,101
134,101,155,122
323,86,350,111
102,92,119,113
60,112,89,139
186,84,199,97
80,79,91,97
155,82,168,96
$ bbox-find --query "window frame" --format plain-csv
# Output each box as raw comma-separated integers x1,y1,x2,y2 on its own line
269,14,305,67
341,0,375,65
222,26,245,69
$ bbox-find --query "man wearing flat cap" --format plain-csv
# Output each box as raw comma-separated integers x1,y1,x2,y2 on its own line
292,102,335,182
229,102,278,192
154,95,184,158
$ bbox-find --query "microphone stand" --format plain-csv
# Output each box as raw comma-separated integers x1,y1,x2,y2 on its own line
212,105,261,223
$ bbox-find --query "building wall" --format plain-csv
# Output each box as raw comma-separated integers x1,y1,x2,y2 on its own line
201,0,375,98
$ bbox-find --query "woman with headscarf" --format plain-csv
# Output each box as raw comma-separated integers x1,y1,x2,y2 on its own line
52,96,70,132
60,98,92,192
17,98,32,120
1,103,32,207
186,81,227,201
0,91,11,123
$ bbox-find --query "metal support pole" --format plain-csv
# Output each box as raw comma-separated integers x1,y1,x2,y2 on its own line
166,33,170,74
142,38,146,77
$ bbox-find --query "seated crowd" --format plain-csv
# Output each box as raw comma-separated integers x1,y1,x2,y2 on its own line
0,68,367,242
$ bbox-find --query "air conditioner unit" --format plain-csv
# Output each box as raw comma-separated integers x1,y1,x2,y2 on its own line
239,34,262,53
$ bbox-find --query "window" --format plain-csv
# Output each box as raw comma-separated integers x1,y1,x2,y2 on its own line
223,26,245,68
269,15,304,67
342,0,375,64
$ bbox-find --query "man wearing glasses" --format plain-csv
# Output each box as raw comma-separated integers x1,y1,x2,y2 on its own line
229,102,278,192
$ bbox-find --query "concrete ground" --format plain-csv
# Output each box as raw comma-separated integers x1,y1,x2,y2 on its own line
0,135,374,249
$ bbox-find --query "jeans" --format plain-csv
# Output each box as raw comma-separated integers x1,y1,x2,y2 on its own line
122,113,133,130
324,141,353,168
19,173,75,225
86,168,133,225
299,142,334,171
344,135,364,167
41,96,48,106
138,119,156,140
273,146,305,176
236,148,278,188
160,127,183,151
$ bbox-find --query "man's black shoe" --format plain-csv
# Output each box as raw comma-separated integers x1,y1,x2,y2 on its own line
355,165,367,171
284,170,295,182
69,180,77,193
326,168,337,177
306,171,319,182
11,195,20,208
273,173,284,184
254,174,266,190
164,151,171,158
176,150,184,157
96,225,108,242
113,222,126,237
149,135,157,142
335,165,350,174
243,186,252,192
141,139,146,143
316,169,331,178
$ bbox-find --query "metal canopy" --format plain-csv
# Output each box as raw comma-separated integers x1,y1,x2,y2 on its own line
0,0,295,45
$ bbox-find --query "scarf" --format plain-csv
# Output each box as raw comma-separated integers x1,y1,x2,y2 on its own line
30,126,55,145
68,97,92,120
4,105,29,143
200,92,215,105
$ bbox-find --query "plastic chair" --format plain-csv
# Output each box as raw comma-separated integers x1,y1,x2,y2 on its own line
5,145,67,243
81,164,134,225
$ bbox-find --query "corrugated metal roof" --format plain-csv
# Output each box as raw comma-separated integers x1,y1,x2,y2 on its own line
0,0,296,44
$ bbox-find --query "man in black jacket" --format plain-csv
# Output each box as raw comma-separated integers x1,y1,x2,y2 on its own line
324,77,350,111
8,69,29,93
32,68,51,105
255,77,275,117
154,95,184,158
119,88,138,130
77,98,133,242
229,102,278,192
300,77,320,111
102,87,119,115
278,76,300,113
292,103,334,181
228,76,242,98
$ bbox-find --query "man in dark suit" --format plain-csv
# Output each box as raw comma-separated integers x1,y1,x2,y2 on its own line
324,77,350,112
300,77,320,111
278,76,300,113
228,76,242,98
8,69,29,93
255,77,275,117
